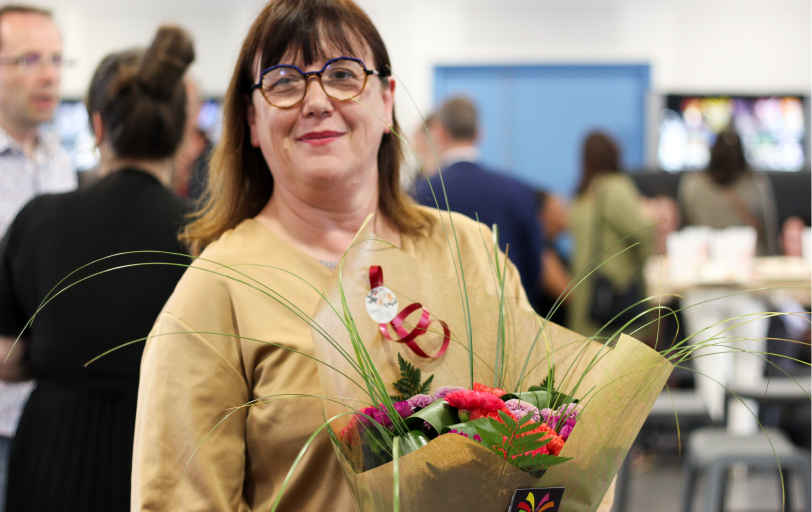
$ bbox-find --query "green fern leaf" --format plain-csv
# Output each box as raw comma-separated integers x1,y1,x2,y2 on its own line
389,353,434,401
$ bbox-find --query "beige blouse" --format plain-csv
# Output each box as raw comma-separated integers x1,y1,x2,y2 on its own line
131,207,528,511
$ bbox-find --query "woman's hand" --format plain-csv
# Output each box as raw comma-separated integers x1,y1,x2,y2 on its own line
0,335,31,381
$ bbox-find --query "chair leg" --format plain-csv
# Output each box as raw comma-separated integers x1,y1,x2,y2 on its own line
681,461,697,512
704,461,727,512
613,452,631,512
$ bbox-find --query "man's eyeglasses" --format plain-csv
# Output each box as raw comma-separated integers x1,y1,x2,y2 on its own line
0,53,72,71
251,57,383,109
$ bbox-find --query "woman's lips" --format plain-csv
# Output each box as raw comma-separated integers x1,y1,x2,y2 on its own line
298,130,344,146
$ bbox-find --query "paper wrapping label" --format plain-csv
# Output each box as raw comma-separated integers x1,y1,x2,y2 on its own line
508,487,565,512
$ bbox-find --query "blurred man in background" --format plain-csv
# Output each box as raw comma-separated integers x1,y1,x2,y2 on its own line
0,6,75,511
413,96,544,308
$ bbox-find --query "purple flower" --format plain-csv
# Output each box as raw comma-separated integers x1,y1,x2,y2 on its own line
540,403,582,430
433,386,464,401
447,429,482,442
505,399,540,423
407,394,434,411
559,418,577,440
358,401,413,429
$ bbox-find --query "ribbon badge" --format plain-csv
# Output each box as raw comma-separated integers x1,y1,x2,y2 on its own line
367,266,450,359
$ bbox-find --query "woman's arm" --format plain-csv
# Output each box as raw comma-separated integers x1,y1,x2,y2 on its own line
0,335,30,381
132,312,252,512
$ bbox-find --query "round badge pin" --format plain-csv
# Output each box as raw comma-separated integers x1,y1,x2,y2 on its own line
365,285,399,323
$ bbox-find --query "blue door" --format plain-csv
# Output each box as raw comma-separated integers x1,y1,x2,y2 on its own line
434,64,650,195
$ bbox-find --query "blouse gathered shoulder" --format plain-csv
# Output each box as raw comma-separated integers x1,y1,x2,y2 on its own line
131,207,528,512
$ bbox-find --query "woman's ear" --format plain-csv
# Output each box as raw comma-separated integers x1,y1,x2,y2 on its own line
246,96,260,147
381,77,395,134
91,111,104,147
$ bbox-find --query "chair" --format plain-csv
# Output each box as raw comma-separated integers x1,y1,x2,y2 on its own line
681,427,811,512
613,390,713,512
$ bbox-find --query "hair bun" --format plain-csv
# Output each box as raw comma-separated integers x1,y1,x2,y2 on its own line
136,25,195,101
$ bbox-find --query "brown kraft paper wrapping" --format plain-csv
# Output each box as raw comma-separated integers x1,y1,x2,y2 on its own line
311,217,673,512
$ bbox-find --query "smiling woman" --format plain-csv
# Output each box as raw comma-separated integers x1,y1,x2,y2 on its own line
131,0,532,511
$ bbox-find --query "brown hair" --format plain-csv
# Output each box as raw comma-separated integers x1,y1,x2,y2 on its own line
576,131,621,195
438,96,477,141
707,127,747,186
182,0,429,254
86,25,195,160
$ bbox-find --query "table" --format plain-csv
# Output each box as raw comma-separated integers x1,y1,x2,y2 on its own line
645,256,811,307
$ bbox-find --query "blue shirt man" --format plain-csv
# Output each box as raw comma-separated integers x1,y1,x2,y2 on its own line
412,97,544,310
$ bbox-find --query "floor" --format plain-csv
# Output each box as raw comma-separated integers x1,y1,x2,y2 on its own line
622,449,809,512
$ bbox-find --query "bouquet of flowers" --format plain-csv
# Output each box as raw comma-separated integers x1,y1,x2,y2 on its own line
308,217,673,512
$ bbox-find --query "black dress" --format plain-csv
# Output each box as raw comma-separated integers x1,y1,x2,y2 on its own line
0,169,190,512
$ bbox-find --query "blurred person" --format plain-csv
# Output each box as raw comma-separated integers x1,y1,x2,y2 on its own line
0,26,194,511
407,112,438,182
569,131,651,339
639,195,680,256
172,78,208,199
780,216,806,258
677,127,777,434
412,96,545,308
0,6,75,511
533,189,571,326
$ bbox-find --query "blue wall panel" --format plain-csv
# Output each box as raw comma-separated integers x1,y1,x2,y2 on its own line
434,64,650,196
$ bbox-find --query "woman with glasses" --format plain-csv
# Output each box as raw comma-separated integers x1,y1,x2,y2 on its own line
131,0,534,510
0,26,193,512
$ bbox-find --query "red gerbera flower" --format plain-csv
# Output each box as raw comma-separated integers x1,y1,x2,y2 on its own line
473,382,507,398
445,389,506,412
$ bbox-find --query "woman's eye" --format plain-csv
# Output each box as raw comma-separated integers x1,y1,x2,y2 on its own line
269,76,299,90
327,69,356,81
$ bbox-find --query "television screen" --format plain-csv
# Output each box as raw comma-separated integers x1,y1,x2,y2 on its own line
46,98,224,172
657,95,808,172
197,99,222,145
46,100,99,172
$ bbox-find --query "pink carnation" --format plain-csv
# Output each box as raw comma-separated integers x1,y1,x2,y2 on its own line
358,401,413,429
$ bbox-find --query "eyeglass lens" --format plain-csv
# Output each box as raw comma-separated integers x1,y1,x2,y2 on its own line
20,53,62,69
260,58,368,108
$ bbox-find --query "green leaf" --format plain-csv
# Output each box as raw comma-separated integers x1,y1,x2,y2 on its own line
390,353,435,401
440,417,496,437
499,391,549,410
541,364,555,390
404,400,458,434
474,428,506,452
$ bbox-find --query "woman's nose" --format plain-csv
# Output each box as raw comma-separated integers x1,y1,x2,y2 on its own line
301,75,333,116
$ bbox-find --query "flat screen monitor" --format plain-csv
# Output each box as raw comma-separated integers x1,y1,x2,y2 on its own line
46,98,224,172
46,100,98,172
657,94,808,172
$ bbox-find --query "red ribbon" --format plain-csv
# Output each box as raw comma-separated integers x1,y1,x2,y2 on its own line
368,266,450,359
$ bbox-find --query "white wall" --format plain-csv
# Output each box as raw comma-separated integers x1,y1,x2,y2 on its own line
44,0,811,134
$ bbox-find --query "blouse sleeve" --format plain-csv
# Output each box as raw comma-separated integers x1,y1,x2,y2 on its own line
132,310,252,512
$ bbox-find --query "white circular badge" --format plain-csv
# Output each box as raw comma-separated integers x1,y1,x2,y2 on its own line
365,285,399,323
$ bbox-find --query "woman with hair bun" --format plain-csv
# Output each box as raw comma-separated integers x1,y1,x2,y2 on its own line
0,26,194,512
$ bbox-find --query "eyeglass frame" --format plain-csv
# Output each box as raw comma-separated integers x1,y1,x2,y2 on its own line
0,53,71,71
250,56,384,109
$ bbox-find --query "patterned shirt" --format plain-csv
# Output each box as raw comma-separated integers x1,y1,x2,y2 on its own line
0,125,76,437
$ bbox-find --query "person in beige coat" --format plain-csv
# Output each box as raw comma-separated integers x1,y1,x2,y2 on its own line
129,1,603,512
